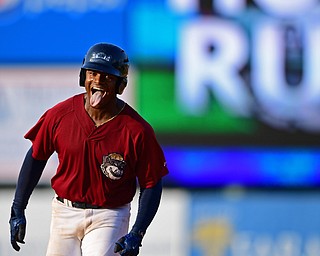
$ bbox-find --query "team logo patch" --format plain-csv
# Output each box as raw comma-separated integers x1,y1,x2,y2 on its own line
100,153,126,180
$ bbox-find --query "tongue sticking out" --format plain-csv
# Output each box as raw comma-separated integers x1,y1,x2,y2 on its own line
90,91,105,107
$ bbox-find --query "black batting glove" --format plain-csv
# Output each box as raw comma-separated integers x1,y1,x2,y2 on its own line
114,231,143,256
9,205,26,251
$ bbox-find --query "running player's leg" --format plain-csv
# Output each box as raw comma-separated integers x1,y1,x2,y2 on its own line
81,205,130,256
46,198,83,256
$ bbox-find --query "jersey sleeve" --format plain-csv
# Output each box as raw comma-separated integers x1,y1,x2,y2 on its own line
24,110,56,160
135,127,169,188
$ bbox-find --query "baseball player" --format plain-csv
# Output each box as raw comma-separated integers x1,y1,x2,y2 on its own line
9,42,169,256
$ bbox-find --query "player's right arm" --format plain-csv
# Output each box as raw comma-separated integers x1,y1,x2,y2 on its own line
9,146,47,251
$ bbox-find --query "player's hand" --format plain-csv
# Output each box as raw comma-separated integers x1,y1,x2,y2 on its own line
114,232,143,256
9,205,26,251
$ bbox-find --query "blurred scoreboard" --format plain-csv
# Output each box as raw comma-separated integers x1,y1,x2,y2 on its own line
1,0,320,187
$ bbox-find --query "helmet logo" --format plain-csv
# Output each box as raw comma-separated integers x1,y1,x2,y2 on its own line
90,52,111,62
100,153,126,180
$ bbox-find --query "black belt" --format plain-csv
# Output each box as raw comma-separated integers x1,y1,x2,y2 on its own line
56,196,102,209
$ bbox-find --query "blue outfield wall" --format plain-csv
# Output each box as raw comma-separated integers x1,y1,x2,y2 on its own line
188,189,320,256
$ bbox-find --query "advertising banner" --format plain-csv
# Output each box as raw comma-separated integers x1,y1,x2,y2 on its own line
1,0,320,187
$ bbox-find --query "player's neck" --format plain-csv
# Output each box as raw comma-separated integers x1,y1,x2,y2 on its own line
84,97,125,127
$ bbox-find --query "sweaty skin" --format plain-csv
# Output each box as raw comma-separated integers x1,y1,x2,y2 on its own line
84,70,120,127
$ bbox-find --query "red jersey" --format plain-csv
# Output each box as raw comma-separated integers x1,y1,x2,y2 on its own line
25,93,168,208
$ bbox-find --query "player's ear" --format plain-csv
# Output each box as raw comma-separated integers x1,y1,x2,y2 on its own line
117,78,127,95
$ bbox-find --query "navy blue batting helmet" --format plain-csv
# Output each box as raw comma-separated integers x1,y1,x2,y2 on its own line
79,43,129,87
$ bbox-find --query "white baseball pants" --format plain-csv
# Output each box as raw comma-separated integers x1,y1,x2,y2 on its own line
46,197,130,256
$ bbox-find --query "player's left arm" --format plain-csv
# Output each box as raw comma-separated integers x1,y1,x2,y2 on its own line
114,179,163,256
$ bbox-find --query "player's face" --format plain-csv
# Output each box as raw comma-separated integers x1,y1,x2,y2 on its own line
85,70,118,108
